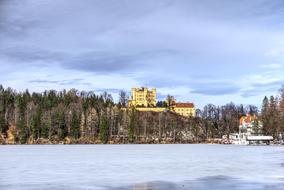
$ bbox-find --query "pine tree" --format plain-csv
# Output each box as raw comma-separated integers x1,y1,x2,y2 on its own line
58,112,68,140
128,108,137,143
0,115,6,134
31,107,42,139
0,85,5,133
41,120,50,139
267,96,280,137
70,111,80,139
99,113,108,143
279,86,284,134
261,96,269,135
16,94,29,143
280,86,284,113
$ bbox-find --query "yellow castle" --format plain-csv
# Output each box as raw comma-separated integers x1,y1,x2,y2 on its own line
128,87,157,107
128,87,195,117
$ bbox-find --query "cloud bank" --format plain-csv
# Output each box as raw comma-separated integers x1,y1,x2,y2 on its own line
1,0,284,107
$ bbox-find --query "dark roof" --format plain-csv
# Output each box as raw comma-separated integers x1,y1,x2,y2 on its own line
175,102,194,108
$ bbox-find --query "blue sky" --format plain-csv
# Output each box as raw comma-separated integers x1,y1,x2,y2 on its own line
0,0,284,108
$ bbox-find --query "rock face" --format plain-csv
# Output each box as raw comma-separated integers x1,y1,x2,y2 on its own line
0,134,5,144
37,138,51,144
64,137,71,144
6,125,16,144
27,136,34,144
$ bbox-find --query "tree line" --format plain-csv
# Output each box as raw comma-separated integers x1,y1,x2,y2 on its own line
261,87,284,138
0,84,283,144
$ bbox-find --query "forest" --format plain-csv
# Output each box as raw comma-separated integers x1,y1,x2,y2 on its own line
0,84,284,144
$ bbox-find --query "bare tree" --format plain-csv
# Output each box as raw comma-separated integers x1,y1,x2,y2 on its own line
118,90,128,107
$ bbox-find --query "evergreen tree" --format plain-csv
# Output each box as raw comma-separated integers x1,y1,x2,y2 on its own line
17,119,29,143
70,111,80,139
279,86,284,134
41,120,50,139
58,112,68,140
16,94,29,143
166,95,175,110
128,108,137,143
0,86,7,133
280,86,284,113
31,107,42,139
0,85,4,131
252,118,260,135
0,115,6,134
99,113,108,143
261,96,269,135
267,96,280,137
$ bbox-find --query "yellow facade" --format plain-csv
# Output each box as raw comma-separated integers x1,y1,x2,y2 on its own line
128,87,156,107
130,107,195,117
173,107,195,117
128,87,195,117
135,107,166,112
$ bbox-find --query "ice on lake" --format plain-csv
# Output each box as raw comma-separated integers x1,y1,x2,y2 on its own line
0,144,284,190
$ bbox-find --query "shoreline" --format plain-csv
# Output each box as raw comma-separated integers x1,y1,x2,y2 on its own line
0,142,215,145
2,143,281,145
2,142,282,146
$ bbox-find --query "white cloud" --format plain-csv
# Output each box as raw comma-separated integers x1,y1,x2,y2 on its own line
264,48,284,57
260,63,283,69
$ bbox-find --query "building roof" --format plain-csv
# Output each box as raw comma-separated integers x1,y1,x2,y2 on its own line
175,103,194,108
240,114,257,125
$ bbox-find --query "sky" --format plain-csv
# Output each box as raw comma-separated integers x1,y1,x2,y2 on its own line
0,0,284,108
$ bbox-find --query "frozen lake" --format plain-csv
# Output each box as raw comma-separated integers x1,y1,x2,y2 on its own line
0,144,284,190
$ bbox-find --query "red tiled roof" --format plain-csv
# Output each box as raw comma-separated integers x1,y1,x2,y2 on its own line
240,114,257,125
175,102,194,108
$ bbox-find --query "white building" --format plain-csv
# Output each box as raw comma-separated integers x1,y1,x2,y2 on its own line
224,115,273,145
